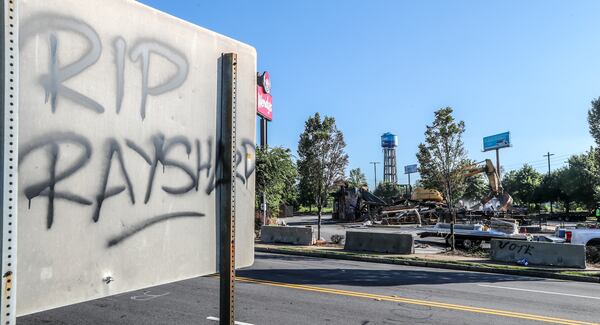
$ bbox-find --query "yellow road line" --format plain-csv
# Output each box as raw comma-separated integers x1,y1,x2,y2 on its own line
234,276,599,325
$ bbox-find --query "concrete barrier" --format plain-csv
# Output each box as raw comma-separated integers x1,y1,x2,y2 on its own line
490,239,586,269
344,231,414,254
261,226,315,245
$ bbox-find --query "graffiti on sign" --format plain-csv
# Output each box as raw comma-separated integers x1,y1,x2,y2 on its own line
14,0,257,316
19,14,256,248
495,240,534,256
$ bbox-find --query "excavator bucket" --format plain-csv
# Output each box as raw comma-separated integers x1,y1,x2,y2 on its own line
498,192,513,211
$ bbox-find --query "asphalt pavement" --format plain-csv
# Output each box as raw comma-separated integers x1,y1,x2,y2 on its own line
19,252,600,325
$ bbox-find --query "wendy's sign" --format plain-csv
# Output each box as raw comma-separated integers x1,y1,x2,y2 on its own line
257,71,273,120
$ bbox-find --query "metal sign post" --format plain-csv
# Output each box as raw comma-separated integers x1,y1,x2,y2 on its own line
1,0,19,324
257,72,270,227
496,148,501,179
219,53,237,325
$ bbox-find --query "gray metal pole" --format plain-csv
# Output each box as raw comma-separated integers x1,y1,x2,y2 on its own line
496,148,501,179
370,161,379,190
219,53,237,325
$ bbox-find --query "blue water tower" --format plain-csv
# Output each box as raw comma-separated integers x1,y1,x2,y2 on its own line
381,132,398,184
381,132,398,148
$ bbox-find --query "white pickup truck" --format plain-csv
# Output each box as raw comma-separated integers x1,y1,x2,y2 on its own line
555,228,600,247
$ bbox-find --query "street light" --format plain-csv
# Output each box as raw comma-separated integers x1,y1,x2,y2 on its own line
369,161,380,190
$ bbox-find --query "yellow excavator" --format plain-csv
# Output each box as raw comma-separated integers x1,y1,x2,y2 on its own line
410,188,444,202
463,159,513,211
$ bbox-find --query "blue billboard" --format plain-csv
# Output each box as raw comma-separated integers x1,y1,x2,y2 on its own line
483,132,510,151
404,164,418,174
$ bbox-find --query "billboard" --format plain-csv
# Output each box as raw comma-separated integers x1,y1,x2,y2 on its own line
4,0,256,317
404,164,418,174
483,132,511,151
257,71,272,120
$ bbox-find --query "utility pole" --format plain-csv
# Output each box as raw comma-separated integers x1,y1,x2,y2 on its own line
370,162,380,190
543,152,554,214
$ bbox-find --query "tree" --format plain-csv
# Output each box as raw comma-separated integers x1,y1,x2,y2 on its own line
535,168,573,212
297,113,348,239
297,181,314,212
502,164,542,208
347,168,367,188
373,182,407,203
560,150,598,210
588,97,600,165
416,107,468,207
535,171,560,208
462,172,487,203
416,107,467,251
255,146,298,218
461,159,487,203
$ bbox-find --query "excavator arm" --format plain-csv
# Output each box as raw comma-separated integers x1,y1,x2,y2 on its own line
463,159,513,211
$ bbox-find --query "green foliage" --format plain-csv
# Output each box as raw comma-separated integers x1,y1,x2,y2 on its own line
462,172,488,202
416,107,467,206
347,168,367,188
373,182,407,203
502,164,542,207
530,149,599,212
255,146,298,216
461,159,488,202
534,170,564,205
588,97,600,150
297,113,349,215
560,150,598,210
587,97,600,206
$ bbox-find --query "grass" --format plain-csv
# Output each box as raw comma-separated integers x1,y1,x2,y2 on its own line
295,206,333,214
559,271,600,277
257,244,600,280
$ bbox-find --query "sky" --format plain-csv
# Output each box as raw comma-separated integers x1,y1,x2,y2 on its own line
140,0,600,189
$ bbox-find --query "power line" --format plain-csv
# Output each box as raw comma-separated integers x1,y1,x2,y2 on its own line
503,153,572,168
501,151,585,171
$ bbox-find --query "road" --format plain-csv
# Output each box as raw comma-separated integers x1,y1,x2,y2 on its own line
19,252,600,325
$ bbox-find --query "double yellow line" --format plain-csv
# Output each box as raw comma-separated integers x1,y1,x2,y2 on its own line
234,276,599,325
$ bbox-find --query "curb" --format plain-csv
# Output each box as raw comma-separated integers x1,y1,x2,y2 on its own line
255,246,600,284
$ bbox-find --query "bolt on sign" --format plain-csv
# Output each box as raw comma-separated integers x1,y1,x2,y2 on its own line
1,0,256,319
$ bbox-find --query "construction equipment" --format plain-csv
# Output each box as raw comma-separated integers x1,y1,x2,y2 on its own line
463,159,513,211
411,188,444,203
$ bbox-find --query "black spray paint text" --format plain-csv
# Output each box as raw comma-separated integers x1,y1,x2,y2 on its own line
19,14,256,247
19,132,255,232
21,14,189,120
